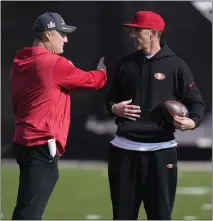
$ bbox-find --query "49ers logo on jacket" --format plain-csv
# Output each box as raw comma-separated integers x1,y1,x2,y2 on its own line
154,73,165,80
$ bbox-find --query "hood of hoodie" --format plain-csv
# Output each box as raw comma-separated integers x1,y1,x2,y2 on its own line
12,47,49,74
134,42,175,88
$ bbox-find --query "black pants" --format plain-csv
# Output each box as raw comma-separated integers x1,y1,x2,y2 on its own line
12,143,59,220
108,144,178,220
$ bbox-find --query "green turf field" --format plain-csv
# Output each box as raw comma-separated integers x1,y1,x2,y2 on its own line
1,164,212,220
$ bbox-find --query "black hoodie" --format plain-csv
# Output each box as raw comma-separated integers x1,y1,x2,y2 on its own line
106,43,204,143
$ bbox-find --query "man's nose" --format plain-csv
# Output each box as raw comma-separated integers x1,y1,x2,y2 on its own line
64,36,68,43
130,32,136,39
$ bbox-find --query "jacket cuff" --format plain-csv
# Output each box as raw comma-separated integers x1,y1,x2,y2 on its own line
106,102,116,117
189,116,200,130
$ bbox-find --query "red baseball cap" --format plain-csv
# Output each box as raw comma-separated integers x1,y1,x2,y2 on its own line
123,11,165,32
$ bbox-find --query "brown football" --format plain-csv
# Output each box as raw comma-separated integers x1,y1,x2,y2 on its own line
163,100,189,117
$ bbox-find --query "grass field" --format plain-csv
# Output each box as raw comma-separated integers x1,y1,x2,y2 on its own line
1,161,212,220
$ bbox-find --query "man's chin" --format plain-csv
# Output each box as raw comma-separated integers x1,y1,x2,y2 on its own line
134,45,142,51
135,47,142,51
55,50,63,55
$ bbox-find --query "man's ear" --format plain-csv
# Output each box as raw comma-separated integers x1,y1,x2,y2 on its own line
150,29,157,39
44,31,52,42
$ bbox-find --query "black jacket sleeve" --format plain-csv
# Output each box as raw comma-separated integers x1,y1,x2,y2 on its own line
106,61,123,116
176,62,205,129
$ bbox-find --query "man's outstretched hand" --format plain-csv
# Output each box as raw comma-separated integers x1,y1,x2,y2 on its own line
97,57,106,73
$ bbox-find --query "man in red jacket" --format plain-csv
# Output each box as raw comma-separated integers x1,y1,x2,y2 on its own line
10,12,107,220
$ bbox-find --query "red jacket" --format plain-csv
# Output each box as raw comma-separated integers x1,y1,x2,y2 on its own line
10,47,107,156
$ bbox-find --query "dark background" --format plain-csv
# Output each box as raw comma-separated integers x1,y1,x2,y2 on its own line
1,1,212,161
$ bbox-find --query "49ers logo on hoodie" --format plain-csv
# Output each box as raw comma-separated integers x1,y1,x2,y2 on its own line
154,73,165,80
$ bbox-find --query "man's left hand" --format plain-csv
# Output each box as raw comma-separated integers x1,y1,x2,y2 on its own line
173,115,195,131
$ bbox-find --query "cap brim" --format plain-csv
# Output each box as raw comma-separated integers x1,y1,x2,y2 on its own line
122,23,145,28
58,25,77,33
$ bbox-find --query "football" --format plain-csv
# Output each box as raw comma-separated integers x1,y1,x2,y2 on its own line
162,100,189,117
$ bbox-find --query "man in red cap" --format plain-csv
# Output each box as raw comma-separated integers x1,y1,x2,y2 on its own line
11,12,107,220
106,11,204,220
